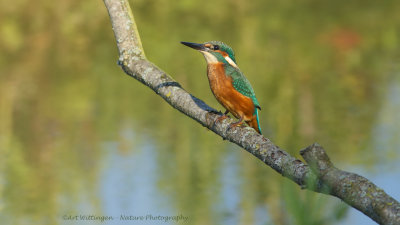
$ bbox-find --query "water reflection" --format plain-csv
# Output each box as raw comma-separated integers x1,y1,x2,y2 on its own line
100,140,174,225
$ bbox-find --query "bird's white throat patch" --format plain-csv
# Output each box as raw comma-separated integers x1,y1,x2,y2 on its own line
200,51,218,63
201,51,238,68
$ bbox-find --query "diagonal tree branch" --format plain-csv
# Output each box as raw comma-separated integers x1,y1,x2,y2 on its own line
103,0,400,224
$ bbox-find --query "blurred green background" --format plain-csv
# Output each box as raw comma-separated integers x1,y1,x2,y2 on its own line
1,0,400,224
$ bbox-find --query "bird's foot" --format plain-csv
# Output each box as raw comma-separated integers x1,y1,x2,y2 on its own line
215,114,229,124
229,120,244,128
212,110,230,127
212,114,230,129
226,117,244,132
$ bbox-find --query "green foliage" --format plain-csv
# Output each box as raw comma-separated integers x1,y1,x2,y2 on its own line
282,179,349,225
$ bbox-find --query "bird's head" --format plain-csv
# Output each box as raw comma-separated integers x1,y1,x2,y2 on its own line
181,41,238,68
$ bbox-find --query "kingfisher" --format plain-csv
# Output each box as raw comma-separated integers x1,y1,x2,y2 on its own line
181,41,262,134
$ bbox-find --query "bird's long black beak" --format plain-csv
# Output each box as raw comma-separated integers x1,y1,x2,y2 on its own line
181,41,206,51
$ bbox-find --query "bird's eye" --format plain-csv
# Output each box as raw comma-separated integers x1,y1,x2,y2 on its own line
213,45,220,50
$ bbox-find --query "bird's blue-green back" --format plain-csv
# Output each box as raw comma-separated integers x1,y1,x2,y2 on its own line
224,65,260,109
225,64,262,134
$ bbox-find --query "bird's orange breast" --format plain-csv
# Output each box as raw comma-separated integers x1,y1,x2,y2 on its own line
206,63,255,121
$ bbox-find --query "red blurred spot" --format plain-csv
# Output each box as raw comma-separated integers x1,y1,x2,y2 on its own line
320,28,362,52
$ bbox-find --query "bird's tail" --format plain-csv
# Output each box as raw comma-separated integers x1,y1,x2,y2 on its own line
248,109,262,134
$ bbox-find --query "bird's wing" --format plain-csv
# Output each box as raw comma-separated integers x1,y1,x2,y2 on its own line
225,65,261,110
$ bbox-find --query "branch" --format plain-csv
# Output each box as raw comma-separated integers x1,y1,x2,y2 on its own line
103,0,400,224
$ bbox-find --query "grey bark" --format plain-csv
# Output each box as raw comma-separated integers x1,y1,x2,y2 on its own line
103,0,400,224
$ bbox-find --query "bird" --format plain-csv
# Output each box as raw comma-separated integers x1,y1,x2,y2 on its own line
181,41,262,134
